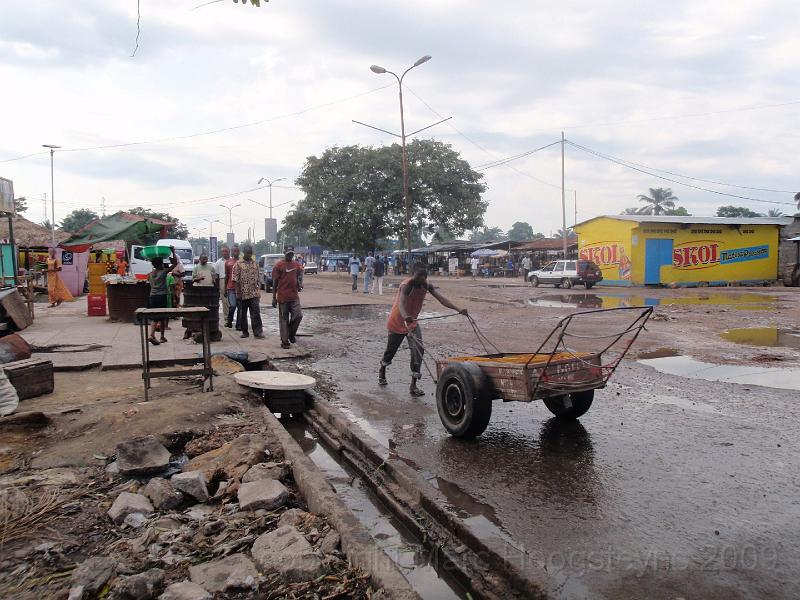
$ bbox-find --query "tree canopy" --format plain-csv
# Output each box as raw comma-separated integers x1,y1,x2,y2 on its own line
716,205,762,218
637,187,678,215
127,207,188,243
285,140,487,252
507,221,535,241
469,226,507,243
60,208,99,233
13,197,27,214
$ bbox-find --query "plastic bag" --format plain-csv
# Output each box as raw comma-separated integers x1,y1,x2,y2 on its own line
0,367,19,416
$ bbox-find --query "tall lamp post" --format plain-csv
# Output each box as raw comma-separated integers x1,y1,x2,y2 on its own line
369,55,432,266
42,144,61,246
219,203,240,234
257,177,285,252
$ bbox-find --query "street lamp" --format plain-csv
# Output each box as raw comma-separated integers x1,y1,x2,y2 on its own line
256,178,286,252
369,55,432,266
219,203,241,233
42,144,61,245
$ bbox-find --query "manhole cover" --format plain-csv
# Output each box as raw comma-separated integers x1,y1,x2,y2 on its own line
234,371,316,390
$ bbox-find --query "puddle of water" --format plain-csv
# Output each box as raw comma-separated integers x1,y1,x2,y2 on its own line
637,348,681,359
306,305,389,320
527,292,779,310
285,421,466,600
648,394,718,414
720,327,800,349
431,477,515,545
640,356,800,391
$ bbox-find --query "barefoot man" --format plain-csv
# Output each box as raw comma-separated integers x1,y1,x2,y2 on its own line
379,265,468,397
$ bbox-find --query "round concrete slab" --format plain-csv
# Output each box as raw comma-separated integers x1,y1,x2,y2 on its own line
234,371,316,391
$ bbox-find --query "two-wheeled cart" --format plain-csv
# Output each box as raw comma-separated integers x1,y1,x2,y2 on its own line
434,307,652,438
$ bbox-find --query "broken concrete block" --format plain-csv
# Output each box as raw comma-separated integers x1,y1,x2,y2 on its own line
237,479,288,511
123,513,148,529
117,436,171,476
184,434,266,482
277,508,310,528
188,553,258,593
108,492,153,524
170,471,209,502
143,478,184,511
114,568,165,600
251,526,324,582
319,529,341,554
158,580,211,600
69,555,116,597
242,462,288,483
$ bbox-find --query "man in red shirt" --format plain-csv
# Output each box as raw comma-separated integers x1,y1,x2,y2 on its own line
379,265,467,396
271,245,304,349
224,245,240,329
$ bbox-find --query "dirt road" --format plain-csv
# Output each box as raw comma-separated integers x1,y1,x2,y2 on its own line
293,273,800,599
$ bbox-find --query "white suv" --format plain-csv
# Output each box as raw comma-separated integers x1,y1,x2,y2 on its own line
528,259,603,289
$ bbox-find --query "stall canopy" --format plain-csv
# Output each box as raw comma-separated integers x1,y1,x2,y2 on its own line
60,212,175,253
470,248,498,257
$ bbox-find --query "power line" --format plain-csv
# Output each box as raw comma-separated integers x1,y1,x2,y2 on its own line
474,141,562,170
0,84,394,163
566,140,796,206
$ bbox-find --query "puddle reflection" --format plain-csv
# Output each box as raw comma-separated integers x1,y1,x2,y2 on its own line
527,292,779,310
640,355,800,391
720,327,800,349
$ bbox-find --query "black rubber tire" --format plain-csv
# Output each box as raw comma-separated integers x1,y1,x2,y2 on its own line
543,390,594,419
585,282,594,289
562,278,573,289
530,276,540,287
436,363,493,438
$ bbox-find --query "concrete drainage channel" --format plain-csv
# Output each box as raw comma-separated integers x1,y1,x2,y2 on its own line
297,391,550,600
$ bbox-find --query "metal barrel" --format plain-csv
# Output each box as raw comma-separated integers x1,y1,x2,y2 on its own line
181,282,221,335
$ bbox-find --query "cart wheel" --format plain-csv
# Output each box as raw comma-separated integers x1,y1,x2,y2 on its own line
585,282,594,289
543,390,593,419
529,275,540,287
435,363,493,438
561,278,573,289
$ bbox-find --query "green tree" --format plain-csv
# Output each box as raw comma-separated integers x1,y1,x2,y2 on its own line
432,226,457,243
286,140,487,252
637,187,678,215
767,208,784,217
60,208,99,233
127,207,189,244
13,197,28,214
621,207,645,215
716,205,763,218
469,226,507,243
507,221,535,241
553,227,574,239
665,206,691,216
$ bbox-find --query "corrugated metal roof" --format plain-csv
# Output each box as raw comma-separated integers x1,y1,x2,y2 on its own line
576,215,794,227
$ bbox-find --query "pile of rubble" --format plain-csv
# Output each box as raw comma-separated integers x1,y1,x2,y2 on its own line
0,427,378,600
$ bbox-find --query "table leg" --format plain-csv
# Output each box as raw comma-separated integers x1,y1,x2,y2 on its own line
139,319,150,402
202,316,213,392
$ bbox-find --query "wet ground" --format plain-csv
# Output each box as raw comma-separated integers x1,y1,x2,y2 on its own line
288,277,800,599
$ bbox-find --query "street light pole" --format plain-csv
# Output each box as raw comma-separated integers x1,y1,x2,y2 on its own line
257,177,285,252
561,131,567,257
42,144,61,245
219,203,241,246
370,55,432,267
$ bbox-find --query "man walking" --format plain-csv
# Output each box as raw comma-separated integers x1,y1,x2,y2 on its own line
214,246,230,313
372,254,385,295
470,255,480,280
363,251,375,294
520,254,532,279
379,265,467,397
224,246,240,329
271,246,303,350
349,254,361,293
232,245,263,339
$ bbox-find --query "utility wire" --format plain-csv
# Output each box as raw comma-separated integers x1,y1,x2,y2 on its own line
0,84,394,163
566,140,796,206
474,141,562,170
131,0,141,58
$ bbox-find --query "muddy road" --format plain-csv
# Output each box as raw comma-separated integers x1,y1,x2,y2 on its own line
291,276,800,599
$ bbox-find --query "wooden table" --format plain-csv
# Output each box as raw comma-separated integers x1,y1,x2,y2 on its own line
134,307,213,401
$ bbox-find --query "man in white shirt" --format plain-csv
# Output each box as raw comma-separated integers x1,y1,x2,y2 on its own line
214,247,230,313
470,256,480,280
363,251,375,294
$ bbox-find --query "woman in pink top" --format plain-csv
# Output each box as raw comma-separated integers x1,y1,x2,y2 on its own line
379,265,467,396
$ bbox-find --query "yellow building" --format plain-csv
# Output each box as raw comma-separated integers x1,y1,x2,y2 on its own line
573,215,792,287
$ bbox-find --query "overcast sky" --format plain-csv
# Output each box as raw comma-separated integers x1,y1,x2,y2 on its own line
2,0,799,243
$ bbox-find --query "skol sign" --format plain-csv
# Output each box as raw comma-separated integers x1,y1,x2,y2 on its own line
579,242,622,265
673,241,720,269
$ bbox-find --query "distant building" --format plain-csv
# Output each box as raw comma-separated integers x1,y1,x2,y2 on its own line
573,215,793,287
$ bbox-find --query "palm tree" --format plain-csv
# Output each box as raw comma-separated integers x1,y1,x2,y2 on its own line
621,207,646,215
553,227,573,239
767,208,784,217
637,187,678,215
794,192,800,210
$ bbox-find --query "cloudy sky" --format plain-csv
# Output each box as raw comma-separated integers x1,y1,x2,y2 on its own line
2,0,799,242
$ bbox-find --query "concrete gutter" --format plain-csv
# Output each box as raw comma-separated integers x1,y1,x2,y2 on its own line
304,391,553,600
256,405,420,600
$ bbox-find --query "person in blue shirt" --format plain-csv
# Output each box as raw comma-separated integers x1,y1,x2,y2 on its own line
349,254,361,292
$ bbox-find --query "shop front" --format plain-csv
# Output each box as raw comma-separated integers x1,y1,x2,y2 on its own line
574,215,792,287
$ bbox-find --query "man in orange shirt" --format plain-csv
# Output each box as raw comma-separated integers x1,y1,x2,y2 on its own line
379,265,467,396
271,246,304,349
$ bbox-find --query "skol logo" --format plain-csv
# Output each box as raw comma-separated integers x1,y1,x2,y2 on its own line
579,243,621,265
673,241,720,269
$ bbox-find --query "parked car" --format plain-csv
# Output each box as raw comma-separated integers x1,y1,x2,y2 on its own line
528,259,603,289
303,261,318,275
258,253,285,291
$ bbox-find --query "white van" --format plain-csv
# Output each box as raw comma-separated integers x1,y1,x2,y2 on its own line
131,239,194,281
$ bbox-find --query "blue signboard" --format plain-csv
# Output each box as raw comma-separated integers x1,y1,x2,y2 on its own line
720,245,769,265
